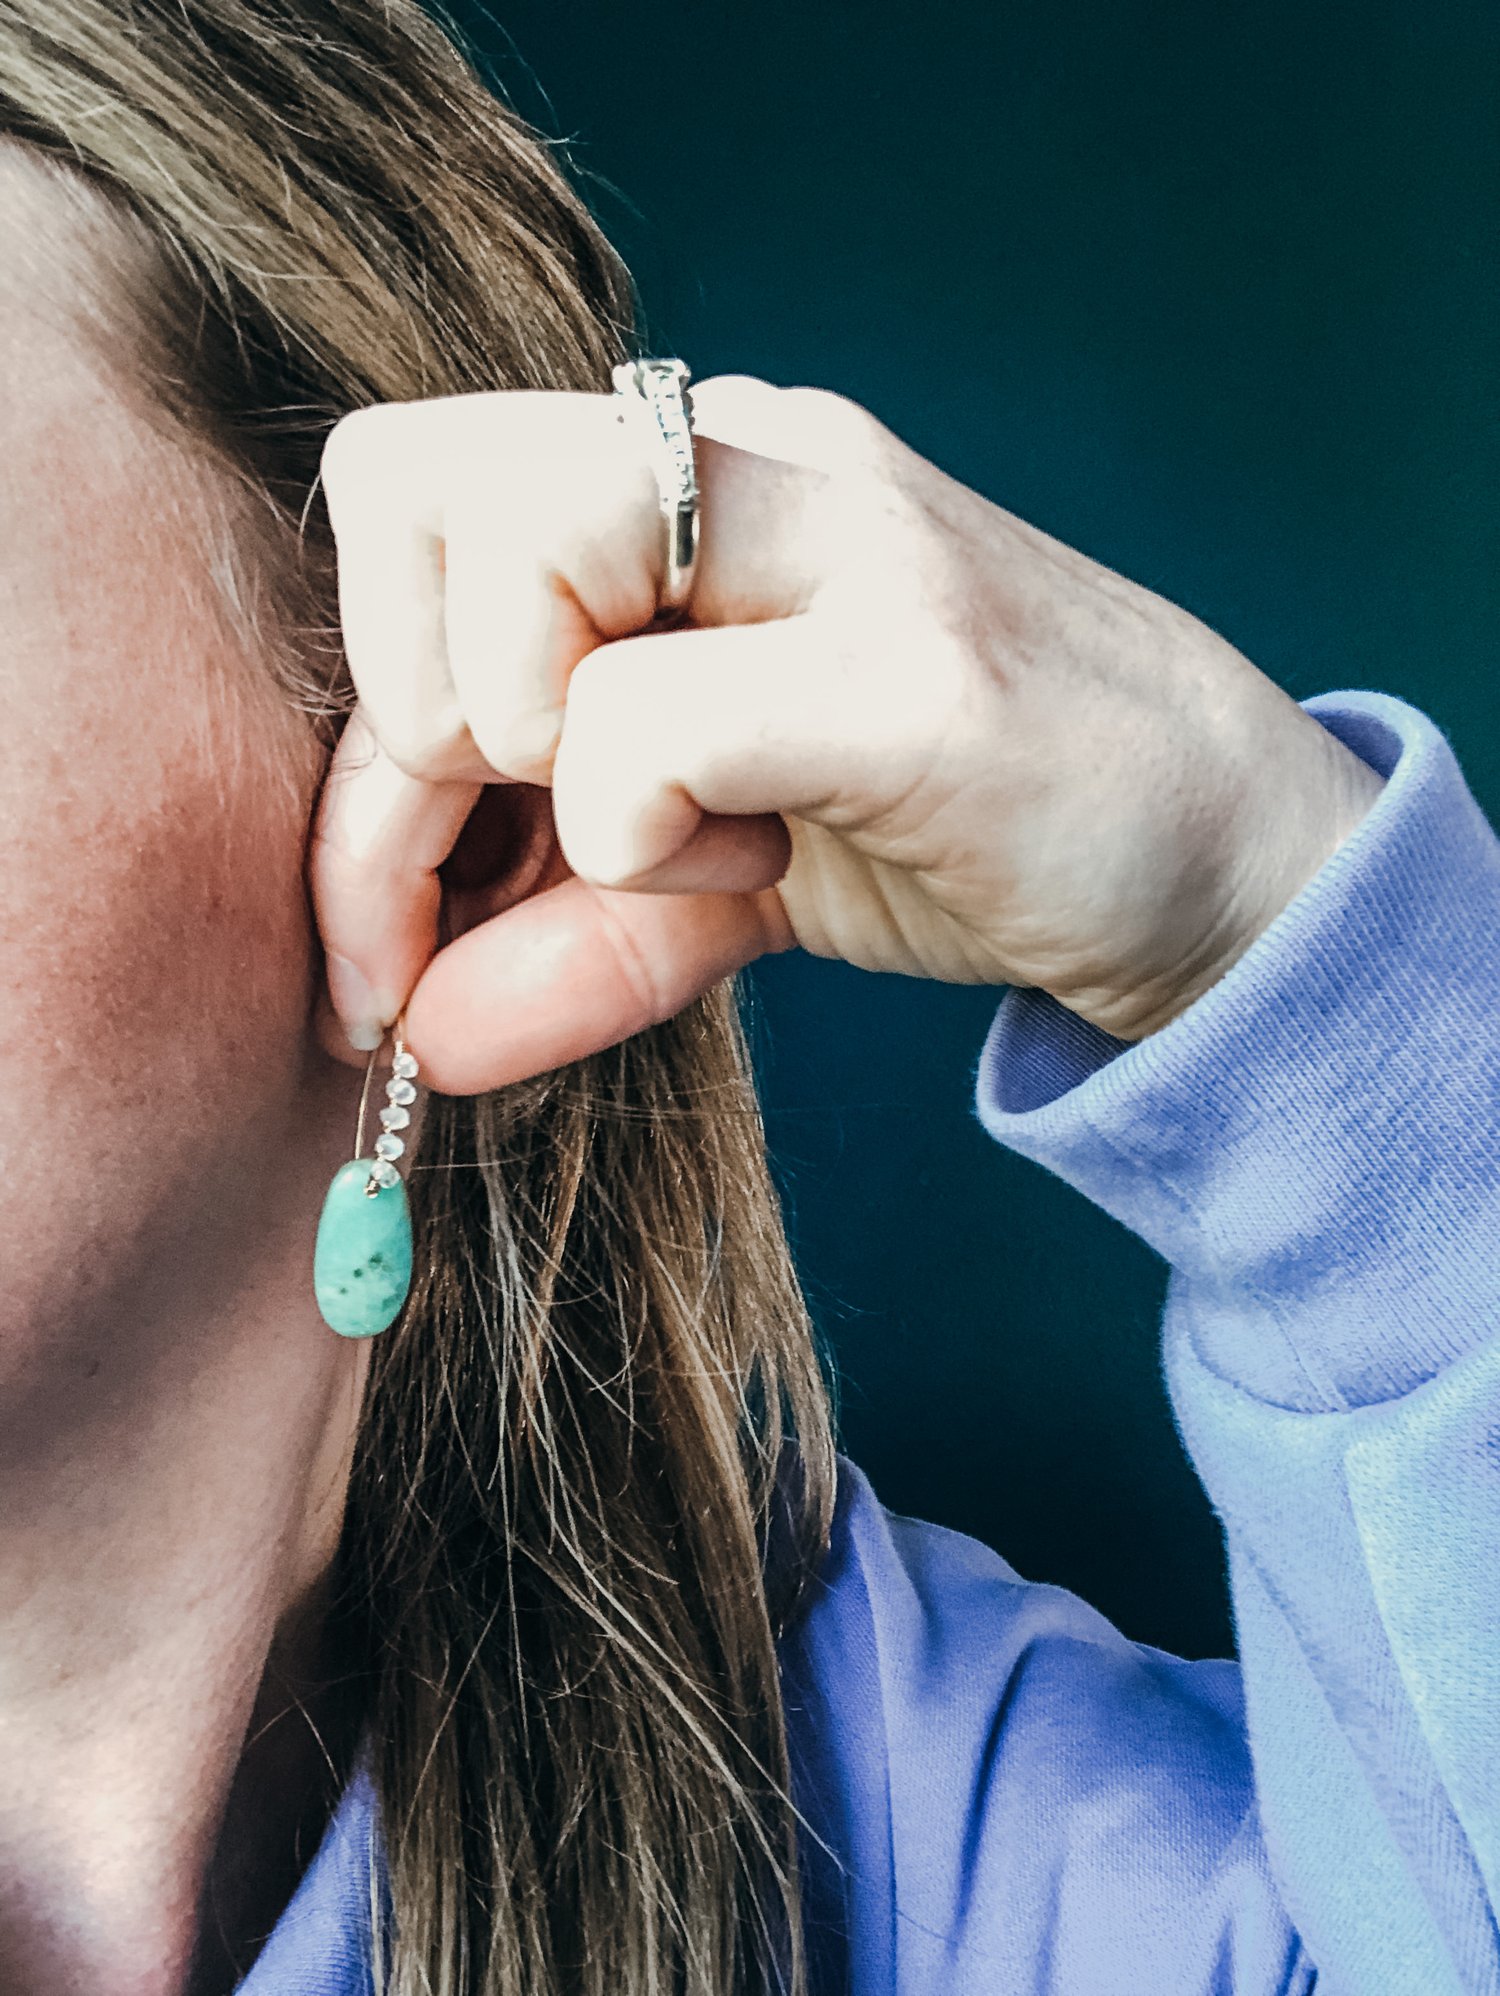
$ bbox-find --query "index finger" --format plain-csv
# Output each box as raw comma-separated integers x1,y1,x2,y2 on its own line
310,705,480,1048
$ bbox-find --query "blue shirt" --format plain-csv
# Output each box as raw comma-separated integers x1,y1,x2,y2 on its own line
241,689,1500,1994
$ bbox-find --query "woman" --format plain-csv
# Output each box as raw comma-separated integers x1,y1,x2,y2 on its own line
0,3,1490,1993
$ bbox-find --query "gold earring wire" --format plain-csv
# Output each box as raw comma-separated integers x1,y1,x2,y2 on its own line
352,1043,379,1164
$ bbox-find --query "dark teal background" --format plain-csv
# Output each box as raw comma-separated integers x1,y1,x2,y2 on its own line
447,1,1497,1657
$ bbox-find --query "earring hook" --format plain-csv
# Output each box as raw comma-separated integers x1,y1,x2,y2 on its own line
352,1009,409,1163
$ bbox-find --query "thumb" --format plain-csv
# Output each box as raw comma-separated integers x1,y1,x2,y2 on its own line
401,872,792,1095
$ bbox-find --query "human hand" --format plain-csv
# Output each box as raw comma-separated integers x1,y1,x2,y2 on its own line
309,375,1384,1093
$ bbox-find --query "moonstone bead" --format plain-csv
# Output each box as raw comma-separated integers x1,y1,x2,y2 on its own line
314,1157,413,1338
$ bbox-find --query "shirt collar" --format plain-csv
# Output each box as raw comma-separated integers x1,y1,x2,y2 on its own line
236,1759,383,1996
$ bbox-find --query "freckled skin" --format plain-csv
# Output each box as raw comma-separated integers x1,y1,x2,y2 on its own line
0,330,317,1401
0,152,387,1994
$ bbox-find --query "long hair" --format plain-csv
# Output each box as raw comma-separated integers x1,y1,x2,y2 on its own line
0,5,837,1990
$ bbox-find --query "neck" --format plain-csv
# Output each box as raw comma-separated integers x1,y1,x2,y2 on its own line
0,1060,372,1996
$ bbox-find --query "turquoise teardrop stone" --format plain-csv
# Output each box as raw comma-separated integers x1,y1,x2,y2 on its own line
314,1159,414,1338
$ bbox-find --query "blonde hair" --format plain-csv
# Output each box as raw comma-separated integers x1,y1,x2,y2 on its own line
0,4,836,1991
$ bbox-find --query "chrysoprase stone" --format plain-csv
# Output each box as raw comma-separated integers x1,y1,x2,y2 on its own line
314,1158,413,1338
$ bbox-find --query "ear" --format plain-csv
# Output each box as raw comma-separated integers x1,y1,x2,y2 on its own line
435,781,571,944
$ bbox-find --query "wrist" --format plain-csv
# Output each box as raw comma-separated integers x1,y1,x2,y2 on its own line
1136,722,1388,1040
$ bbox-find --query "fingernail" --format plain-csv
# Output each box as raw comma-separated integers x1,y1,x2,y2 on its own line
326,951,391,1052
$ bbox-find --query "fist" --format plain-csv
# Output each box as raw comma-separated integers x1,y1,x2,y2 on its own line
310,374,1384,1092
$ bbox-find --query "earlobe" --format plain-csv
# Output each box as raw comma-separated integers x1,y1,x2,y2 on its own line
310,973,378,1072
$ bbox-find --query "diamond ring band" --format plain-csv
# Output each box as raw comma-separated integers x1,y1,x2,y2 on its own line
611,357,700,625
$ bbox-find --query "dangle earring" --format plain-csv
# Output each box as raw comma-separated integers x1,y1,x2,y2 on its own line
313,1016,419,1338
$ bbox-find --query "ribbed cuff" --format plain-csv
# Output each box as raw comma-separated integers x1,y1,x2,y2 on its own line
975,690,1500,1412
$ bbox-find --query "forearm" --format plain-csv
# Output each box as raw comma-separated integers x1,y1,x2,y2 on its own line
977,687,1500,1993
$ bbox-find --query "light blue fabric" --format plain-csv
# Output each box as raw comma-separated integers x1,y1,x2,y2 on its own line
238,688,1499,1994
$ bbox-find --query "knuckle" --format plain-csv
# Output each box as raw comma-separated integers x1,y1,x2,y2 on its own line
321,401,425,515
376,701,476,783
385,737,470,784
467,707,563,783
690,370,777,409
563,644,625,724
564,641,668,757
687,374,854,473
778,383,887,453
693,374,880,445
320,403,380,495
380,736,441,781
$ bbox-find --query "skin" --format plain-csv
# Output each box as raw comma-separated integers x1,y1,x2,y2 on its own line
311,378,1385,1090
0,156,377,1996
0,156,1385,1996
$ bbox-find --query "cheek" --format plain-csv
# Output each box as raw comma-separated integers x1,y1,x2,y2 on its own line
1,724,312,1063
0,350,322,1141
0,347,338,1398
0,614,325,1318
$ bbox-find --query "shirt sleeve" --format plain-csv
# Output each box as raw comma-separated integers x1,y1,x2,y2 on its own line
973,687,1500,1996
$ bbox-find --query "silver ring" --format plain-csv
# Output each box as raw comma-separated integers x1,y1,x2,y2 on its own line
611,357,700,624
